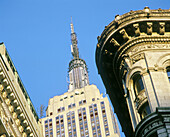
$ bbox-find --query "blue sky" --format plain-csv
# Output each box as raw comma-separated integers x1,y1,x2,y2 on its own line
0,0,169,136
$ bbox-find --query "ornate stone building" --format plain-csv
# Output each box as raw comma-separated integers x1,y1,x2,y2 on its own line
0,43,42,136
96,7,170,137
41,21,120,137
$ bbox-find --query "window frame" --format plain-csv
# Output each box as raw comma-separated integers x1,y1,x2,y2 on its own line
166,66,170,82
132,74,145,96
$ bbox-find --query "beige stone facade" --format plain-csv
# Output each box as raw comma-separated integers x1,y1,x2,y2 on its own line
96,7,170,137
0,43,42,137
41,84,120,137
126,43,170,129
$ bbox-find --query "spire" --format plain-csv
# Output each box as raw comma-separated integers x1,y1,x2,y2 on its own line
68,19,89,92
70,18,79,59
70,17,74,33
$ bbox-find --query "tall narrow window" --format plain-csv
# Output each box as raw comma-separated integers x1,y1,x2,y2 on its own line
167,67,170,82
133,74,150,119
67,111,77,137
56,115,65,137
44,119,53,137
133,74,145,95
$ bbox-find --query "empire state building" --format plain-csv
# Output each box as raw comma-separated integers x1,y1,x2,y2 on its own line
40,20,120,137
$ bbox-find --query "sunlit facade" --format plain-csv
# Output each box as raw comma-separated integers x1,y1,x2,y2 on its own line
41,85,120,137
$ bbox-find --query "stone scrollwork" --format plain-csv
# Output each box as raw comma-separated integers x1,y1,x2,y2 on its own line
129,44,170,55
131,53,144,64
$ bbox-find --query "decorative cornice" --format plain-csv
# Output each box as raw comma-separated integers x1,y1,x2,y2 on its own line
117,36,170,62
99,8,170,43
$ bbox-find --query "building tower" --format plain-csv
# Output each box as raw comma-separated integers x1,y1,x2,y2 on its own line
0,43,42,137
96,7,170,137
68,19,89,92
41,21,120,137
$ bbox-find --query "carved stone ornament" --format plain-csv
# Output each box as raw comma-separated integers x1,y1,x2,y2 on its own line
119,29,129,40
131,53,144,64
159,22,165,35
147,22,152,35
115,35,170,60
129,44,170,56
133,23,140,36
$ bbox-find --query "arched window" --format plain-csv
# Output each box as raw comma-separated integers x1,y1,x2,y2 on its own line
167,67,170,82
133,74,145,95
132,74,151,119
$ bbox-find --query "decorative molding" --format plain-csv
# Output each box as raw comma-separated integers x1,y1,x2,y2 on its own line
131,53,144,64
159,22,165,35
119,29,129,40
133,23,140,36
147,22,152,35
129,43,170,56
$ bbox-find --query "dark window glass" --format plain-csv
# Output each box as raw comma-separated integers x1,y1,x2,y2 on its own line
70,95,73,98
133,74,144,94
167,67,170,82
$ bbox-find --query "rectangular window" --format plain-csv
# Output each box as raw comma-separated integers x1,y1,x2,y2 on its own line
78,108,89,137
44,119,53,137
89,104,101,137
56,115,65,137
67,111,77,137
68,105,71,109
100,101,109,136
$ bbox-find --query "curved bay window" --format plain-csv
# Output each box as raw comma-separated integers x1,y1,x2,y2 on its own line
133,74,145,95
167,67,170,82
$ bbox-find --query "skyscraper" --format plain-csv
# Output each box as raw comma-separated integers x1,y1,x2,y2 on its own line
41,21,120,137
96,7,170,137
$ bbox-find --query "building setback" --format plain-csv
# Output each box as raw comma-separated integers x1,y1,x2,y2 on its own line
96,7,170,137
41,21,120,137
0,43,42,136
